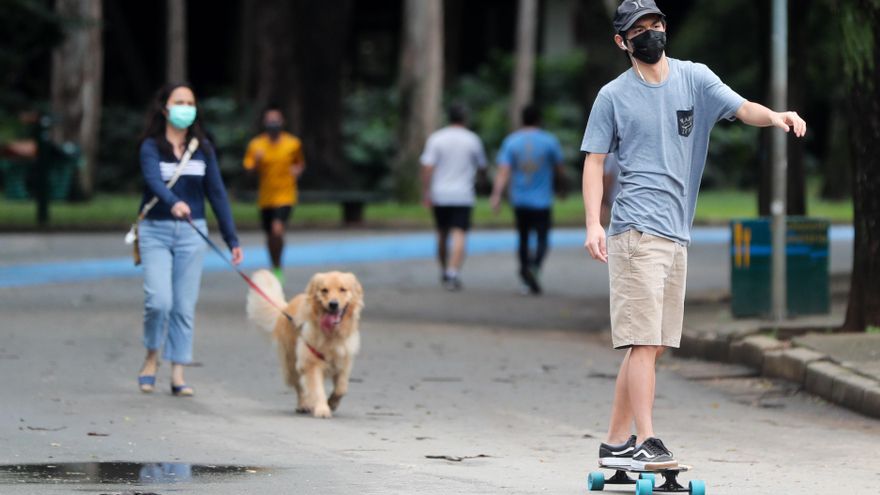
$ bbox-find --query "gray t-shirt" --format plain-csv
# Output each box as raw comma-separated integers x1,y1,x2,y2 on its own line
581,58,745,245
420,126,488,206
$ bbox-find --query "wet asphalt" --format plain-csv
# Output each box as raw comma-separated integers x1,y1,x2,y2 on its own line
0,229,875,494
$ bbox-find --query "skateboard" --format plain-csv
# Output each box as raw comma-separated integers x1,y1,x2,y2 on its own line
586,464,706,495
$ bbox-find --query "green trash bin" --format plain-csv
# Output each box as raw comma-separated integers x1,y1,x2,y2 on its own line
730,217,830,317
46,142,80,201
1,159,30,200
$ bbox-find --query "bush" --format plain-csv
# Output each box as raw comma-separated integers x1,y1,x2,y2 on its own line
342,87,398,191
95,104,143,193
702,123,759,190
448,51,590,175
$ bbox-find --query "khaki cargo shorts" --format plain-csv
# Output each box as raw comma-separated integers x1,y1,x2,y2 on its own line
607,229,687,349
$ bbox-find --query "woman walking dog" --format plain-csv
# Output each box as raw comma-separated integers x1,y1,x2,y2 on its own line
135,83,243,396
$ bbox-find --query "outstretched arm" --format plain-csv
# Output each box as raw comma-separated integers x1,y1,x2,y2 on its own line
735,101,807,137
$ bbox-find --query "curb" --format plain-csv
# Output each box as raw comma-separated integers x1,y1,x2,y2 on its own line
677,331,880,419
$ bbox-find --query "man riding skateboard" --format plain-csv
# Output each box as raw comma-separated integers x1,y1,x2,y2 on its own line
581,0,806,470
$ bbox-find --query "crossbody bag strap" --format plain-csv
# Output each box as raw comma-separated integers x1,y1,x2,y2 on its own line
137,137,200,221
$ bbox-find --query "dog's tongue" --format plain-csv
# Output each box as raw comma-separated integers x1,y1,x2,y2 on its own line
320,313,342,333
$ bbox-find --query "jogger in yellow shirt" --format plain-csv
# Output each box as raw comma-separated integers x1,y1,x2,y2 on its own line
243,105,305,282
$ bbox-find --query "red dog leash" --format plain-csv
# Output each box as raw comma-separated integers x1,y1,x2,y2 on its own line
184,218,326,360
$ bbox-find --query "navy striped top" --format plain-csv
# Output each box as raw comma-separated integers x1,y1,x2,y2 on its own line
139,137,239,249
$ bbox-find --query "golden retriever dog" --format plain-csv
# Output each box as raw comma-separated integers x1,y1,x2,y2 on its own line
246,270,364,418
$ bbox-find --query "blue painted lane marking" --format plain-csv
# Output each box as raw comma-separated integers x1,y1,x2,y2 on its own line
0,226,853,288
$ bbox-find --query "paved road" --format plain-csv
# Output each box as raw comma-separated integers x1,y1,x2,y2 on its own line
0,229,874,494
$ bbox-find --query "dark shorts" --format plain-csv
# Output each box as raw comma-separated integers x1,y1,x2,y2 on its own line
260,206,293,234
432,206,472,232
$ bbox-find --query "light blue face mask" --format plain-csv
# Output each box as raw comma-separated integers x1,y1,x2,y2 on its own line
167,105,197,129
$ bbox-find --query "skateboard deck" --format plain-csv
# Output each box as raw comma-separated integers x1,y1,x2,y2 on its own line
587,463,705,495
601,463,691,474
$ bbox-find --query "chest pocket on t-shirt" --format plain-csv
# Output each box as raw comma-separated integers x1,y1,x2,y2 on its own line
677,108,694,137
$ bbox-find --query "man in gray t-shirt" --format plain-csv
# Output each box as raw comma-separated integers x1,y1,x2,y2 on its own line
581,0,806,471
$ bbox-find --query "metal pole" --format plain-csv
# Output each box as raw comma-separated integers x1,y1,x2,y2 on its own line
771,0,788,321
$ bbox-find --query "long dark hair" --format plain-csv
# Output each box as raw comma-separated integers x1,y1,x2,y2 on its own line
139,82,211,157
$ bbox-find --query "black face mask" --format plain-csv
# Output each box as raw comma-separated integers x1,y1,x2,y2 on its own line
628,30,666,64
265,122,283,136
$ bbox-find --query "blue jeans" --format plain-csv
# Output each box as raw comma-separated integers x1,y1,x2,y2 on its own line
139,219,207,364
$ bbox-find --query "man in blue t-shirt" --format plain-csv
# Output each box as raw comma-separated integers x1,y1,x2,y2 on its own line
491,105,566,295
581,0,806,471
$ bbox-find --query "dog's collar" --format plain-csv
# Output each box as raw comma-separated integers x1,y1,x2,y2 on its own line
305,341,326,361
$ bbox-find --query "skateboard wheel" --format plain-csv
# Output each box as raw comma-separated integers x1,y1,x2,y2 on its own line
689,479,706,495
587,471,605,491
635,478,653,495
638,472,656,483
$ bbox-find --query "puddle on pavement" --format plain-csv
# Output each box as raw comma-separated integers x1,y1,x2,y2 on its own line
0,462,267,485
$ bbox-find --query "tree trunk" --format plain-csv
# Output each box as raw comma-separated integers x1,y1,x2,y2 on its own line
51,0,103,200
841,0,880,332
444,0,463,86
509,0,538,129
235,0,256,105
104,0,150,102
757,0,772,215
250,1,352,189
291,0,354,189
820,106,851,200
253,0,295,121
785,0,807,215
166,0,187,82
394,0,444,202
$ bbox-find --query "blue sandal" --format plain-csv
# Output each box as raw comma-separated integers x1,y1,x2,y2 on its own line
171,384,194,397
138,375,156,393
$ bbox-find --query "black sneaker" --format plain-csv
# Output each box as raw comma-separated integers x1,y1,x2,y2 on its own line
519,267,541,295
630,437,678,470
598,435,637,468
443,275,462,291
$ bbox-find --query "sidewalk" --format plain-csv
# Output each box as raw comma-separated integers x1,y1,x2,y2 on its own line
677,276,880,419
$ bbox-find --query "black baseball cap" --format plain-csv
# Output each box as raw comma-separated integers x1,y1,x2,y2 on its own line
613,0,665,34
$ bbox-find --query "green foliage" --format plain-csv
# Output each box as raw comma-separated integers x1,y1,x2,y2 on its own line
197,97,254,179
702,124,759,189
338,52,593,198
672,0,764,98
342,87,398,190
95,105,144,193
837,0,877,89
447,52,512,154
536,52,592,167
867,326,880,334
0,0,64,110
448,51,590,171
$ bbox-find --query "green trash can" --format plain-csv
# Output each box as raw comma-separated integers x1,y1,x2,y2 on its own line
730,217,830,317
1,159,31,200
46,142,80,201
